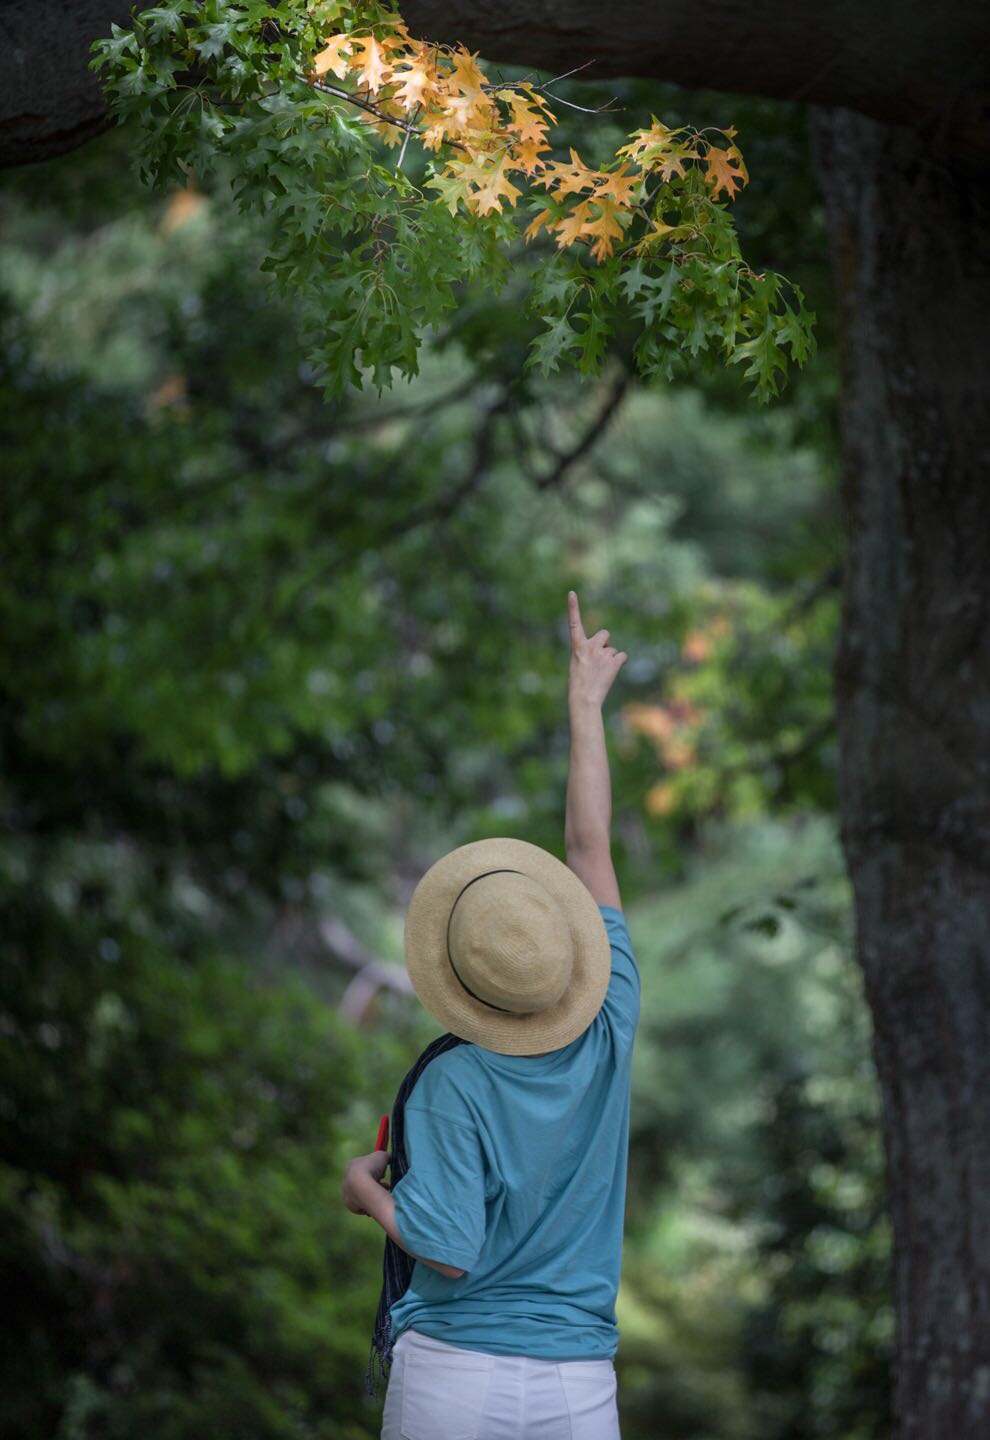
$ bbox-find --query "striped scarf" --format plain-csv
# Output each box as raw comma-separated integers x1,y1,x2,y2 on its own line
365,1031,470,1399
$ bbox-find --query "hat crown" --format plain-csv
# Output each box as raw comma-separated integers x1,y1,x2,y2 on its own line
448,871,574,1015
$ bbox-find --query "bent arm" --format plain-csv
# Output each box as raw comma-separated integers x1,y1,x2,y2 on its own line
350,1170,466,1279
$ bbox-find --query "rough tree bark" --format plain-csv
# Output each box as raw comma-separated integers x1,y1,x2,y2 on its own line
2,4,990,1437
809,104,990,1437
0,1,135,166
2,1,989,165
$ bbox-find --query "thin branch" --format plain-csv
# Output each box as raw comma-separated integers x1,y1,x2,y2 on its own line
534,367,631,491
305,75,470,153
395,101,422,171
304,54,623,160
482,59,625,115
333,373,481,430
318,915,414,1023
539,91,624,116
724,561,842,678
392,389,513,536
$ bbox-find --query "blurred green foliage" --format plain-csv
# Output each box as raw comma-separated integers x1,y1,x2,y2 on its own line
0,60,890,1440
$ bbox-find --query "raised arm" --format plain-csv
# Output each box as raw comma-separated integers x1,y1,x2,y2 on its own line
565,590,628,911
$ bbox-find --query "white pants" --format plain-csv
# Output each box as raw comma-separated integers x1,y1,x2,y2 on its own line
380,1327,621,1440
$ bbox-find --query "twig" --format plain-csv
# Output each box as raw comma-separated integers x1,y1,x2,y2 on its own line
305,75,470,153
395,101,422,171
534,367,631,490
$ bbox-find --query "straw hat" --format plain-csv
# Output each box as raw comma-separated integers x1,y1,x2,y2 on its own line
403,837,612,1056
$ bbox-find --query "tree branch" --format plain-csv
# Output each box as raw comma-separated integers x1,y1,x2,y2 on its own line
533,367,631,491
4,2,987,167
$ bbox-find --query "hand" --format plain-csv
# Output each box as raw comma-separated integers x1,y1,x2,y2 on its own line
567,590,628,707
342,1149,392,1216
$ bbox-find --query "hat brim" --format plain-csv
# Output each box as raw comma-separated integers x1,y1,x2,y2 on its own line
404,837,612,1056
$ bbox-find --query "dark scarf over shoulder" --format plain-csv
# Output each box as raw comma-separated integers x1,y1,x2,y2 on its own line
365,1032,470,1399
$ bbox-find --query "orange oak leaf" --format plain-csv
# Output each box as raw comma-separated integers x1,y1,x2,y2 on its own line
510,134,551,176
350,35,392,93
391,48,442,112
579,195,627,261
645,147,690,184
623,702,678,743
439,45,492,133
681,628,713,662
592,163,641,206
448,149,523,216
503,86,557,144
704,141,749,200
645,780,678,817
448,45,488,99
616,117,682,163
310,33,354,81
541,147,602,198
363,98,410,148
551,199,595,248
523,205,556,242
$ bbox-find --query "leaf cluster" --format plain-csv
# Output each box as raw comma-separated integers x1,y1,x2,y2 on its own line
90,0,816,402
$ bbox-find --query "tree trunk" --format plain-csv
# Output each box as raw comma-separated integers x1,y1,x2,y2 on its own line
809,103,990,1438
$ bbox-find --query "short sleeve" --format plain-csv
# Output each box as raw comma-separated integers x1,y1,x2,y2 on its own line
391,1101,487,1272
598,904,640,1042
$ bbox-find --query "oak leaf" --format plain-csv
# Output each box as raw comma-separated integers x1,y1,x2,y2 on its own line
578,196,627,261
503,86,556,145
616,117,681,163
512,135,551,176
391,51,441,112
551,199,594,249
523,206,556,242
349,35,392,93
542,147,602,198
704,141,748,200
310,34,353,80
592,163,641,206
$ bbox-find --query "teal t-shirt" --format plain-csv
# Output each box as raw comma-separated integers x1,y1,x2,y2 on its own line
388,904,640,1360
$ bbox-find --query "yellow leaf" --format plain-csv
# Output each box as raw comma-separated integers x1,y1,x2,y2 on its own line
551,199,594,249
704,141,748,200
391,45,442,112
650,151,689,184
350,35,392,93
363,99,408,148
419,108,455,151
442,91,484,135
448,45,488,102
523,206,556,242
592,163,641,207
579,195,627,261
623,702,677,743
510,134,551,177
462,150,522,216
616,117,680,162
541,147,602,198
310,33,353,81
504,87,556,144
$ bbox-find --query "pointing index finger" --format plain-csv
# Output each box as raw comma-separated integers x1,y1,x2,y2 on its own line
568,590,586,645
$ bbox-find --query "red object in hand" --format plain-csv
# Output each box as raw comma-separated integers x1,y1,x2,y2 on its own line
375,1114,390,1152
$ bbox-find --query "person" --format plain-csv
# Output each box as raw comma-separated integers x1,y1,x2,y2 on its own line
341,589,640,1440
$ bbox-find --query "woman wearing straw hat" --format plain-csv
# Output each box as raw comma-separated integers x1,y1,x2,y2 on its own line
342,590,640,1439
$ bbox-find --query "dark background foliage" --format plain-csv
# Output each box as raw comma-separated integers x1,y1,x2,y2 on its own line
0,62,891,1439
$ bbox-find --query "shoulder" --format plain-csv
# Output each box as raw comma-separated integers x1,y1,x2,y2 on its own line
408,1041,482,1111
599,904,637,958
